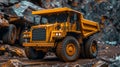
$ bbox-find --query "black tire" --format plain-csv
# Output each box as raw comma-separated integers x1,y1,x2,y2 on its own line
19,31,24,46
25,47,46,60
55,42,62,58
85,36,98,58
56,36,80,62
0,31,2,40
79,43,86,58
0,51,4,56
3,24,16,45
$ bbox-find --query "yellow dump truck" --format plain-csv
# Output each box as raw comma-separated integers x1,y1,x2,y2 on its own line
23,7,100,62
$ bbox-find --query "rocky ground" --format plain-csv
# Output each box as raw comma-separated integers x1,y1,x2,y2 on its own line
0,42,120,67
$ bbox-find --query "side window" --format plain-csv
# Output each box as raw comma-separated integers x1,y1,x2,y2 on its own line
70,13,77,24
47,14,56,23
70,14,74,24
57,13,68,23
74,13,77,21
41,17,48,24
34,15,41,25
40,15,57,24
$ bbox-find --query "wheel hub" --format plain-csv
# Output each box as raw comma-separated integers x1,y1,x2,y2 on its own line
91,42,97,53
66,43,76,56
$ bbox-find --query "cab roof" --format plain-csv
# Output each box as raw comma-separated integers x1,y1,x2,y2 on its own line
32,7,81,15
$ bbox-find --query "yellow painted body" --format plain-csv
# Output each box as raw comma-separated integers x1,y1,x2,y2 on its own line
80,15,100,37
23,7,100,49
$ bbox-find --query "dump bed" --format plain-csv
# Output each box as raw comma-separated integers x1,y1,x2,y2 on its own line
80,16,100,38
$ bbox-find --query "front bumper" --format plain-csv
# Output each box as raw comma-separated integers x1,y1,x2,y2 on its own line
23,42,54,47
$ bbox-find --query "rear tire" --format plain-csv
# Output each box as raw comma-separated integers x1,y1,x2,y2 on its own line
25,47,46,60
85,36,98,58
56,36,80,62
3,24,16,45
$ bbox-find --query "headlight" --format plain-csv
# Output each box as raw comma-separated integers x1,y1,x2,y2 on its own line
23,34,27,37
56,33,59,36
55,32,61,36
58,33,61,36
23,34,30,38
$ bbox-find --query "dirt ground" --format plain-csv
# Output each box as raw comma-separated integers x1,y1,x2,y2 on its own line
0,43,120,67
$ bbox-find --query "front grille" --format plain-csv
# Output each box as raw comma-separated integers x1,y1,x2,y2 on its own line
32,28,46,41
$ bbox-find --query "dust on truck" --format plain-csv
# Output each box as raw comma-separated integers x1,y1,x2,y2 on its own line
23,7,100,62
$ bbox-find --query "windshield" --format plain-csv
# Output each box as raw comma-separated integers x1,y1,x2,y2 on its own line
40,13,68,24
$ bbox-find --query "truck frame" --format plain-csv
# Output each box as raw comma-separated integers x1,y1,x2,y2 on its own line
23,7,100,62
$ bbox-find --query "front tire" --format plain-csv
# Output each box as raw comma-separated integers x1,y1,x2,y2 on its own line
56,36,80,62
25,47,46,60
